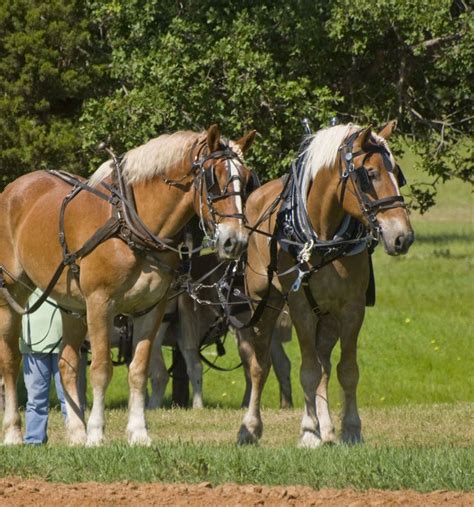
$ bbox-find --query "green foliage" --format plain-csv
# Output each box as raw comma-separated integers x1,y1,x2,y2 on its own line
0,1,472,204
81,1,342,177
0,0,109,187
77,0,473,212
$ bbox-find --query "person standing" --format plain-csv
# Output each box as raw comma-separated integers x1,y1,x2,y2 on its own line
20,291,67,445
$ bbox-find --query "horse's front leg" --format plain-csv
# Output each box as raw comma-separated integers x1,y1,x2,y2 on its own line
0,305,23,445
288,293,322,448
315,314,339,444
147,324,169,409
127,299,167,445
85,294,114,446
338,303,365,444
59,311,88,445
237,305,278,445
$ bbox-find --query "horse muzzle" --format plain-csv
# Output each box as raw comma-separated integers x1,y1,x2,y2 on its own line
380,222,415,256
216,224,248,260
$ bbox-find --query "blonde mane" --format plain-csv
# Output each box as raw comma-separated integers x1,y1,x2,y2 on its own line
89,130,202,186
300,123,394,203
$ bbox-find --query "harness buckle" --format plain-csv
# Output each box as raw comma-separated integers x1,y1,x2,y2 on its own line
291,267,306,293
297,240,314,263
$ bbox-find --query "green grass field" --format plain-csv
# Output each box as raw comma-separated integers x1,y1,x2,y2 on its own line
4,147,474,491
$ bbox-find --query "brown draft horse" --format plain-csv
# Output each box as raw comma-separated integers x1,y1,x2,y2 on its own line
237,122,414,447
0,124,256,446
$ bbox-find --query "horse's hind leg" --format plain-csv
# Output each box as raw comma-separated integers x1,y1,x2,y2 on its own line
177,298,204,409
315,314,339,444
0,305,23,444
85,294,114,446
59,311,87,445
338,304,365,444
127,299,167,445
270,332,293,409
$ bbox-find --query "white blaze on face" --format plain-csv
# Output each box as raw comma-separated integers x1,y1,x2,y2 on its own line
388,171,401,196
229,158,243,215
228,141,244,217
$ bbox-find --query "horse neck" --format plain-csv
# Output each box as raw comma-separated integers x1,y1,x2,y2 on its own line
130,166,195,239
306,168,345,241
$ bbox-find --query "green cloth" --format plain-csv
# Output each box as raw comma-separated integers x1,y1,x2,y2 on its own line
20,291,63,354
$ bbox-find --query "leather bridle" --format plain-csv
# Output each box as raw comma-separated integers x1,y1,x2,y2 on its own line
190,141,257,247
338,130,407,239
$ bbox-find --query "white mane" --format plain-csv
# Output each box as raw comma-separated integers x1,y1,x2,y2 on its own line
300,123,395,202
89,131,201,186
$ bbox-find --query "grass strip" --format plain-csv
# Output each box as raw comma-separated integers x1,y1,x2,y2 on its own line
1,443,472,492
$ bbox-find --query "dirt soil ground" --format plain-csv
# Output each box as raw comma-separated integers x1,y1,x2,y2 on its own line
0,478,473,506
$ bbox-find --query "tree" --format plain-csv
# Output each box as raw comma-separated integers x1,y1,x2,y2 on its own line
1,1,471,211
79,0,472,212
0,0,109,187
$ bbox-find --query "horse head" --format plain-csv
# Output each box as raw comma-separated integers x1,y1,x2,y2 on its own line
338,121,414,255
193,124,257,260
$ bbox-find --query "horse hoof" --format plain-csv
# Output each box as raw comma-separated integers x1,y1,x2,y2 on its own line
68,431,87,446
236,424,259,446
321,428,338,445
341,432,363,445
3,428,23,445
128,430,152,447
298,431,322,449
86,429,104,447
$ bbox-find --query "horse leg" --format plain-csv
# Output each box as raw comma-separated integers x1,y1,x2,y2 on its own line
237,306,278,445
315,314,339,444
270,335,293,409
237,330,251,408
85,295,114,446
127,300,167,445
0,305,23,444
177,295,204,409
58,311,88,445
337,304,365,444
288,299,322,448
147,326,169,409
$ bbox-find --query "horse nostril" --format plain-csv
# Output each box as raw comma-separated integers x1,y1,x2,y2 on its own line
223,237,235,253
394,234,405,252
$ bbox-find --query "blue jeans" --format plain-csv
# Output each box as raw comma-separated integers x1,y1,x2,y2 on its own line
23,353,67,444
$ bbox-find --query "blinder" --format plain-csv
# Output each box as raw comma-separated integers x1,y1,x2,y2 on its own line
395,164,407,188
245,171,261,196
354,162,407,195
356,166,372,193
203,166,217,193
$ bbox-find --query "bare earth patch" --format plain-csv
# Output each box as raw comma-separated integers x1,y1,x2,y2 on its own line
0,479,472,506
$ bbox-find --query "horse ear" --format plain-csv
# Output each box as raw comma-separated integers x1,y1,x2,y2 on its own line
353,126,372,151
207,124,221,152
235,130,257,154
378,120,397,140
